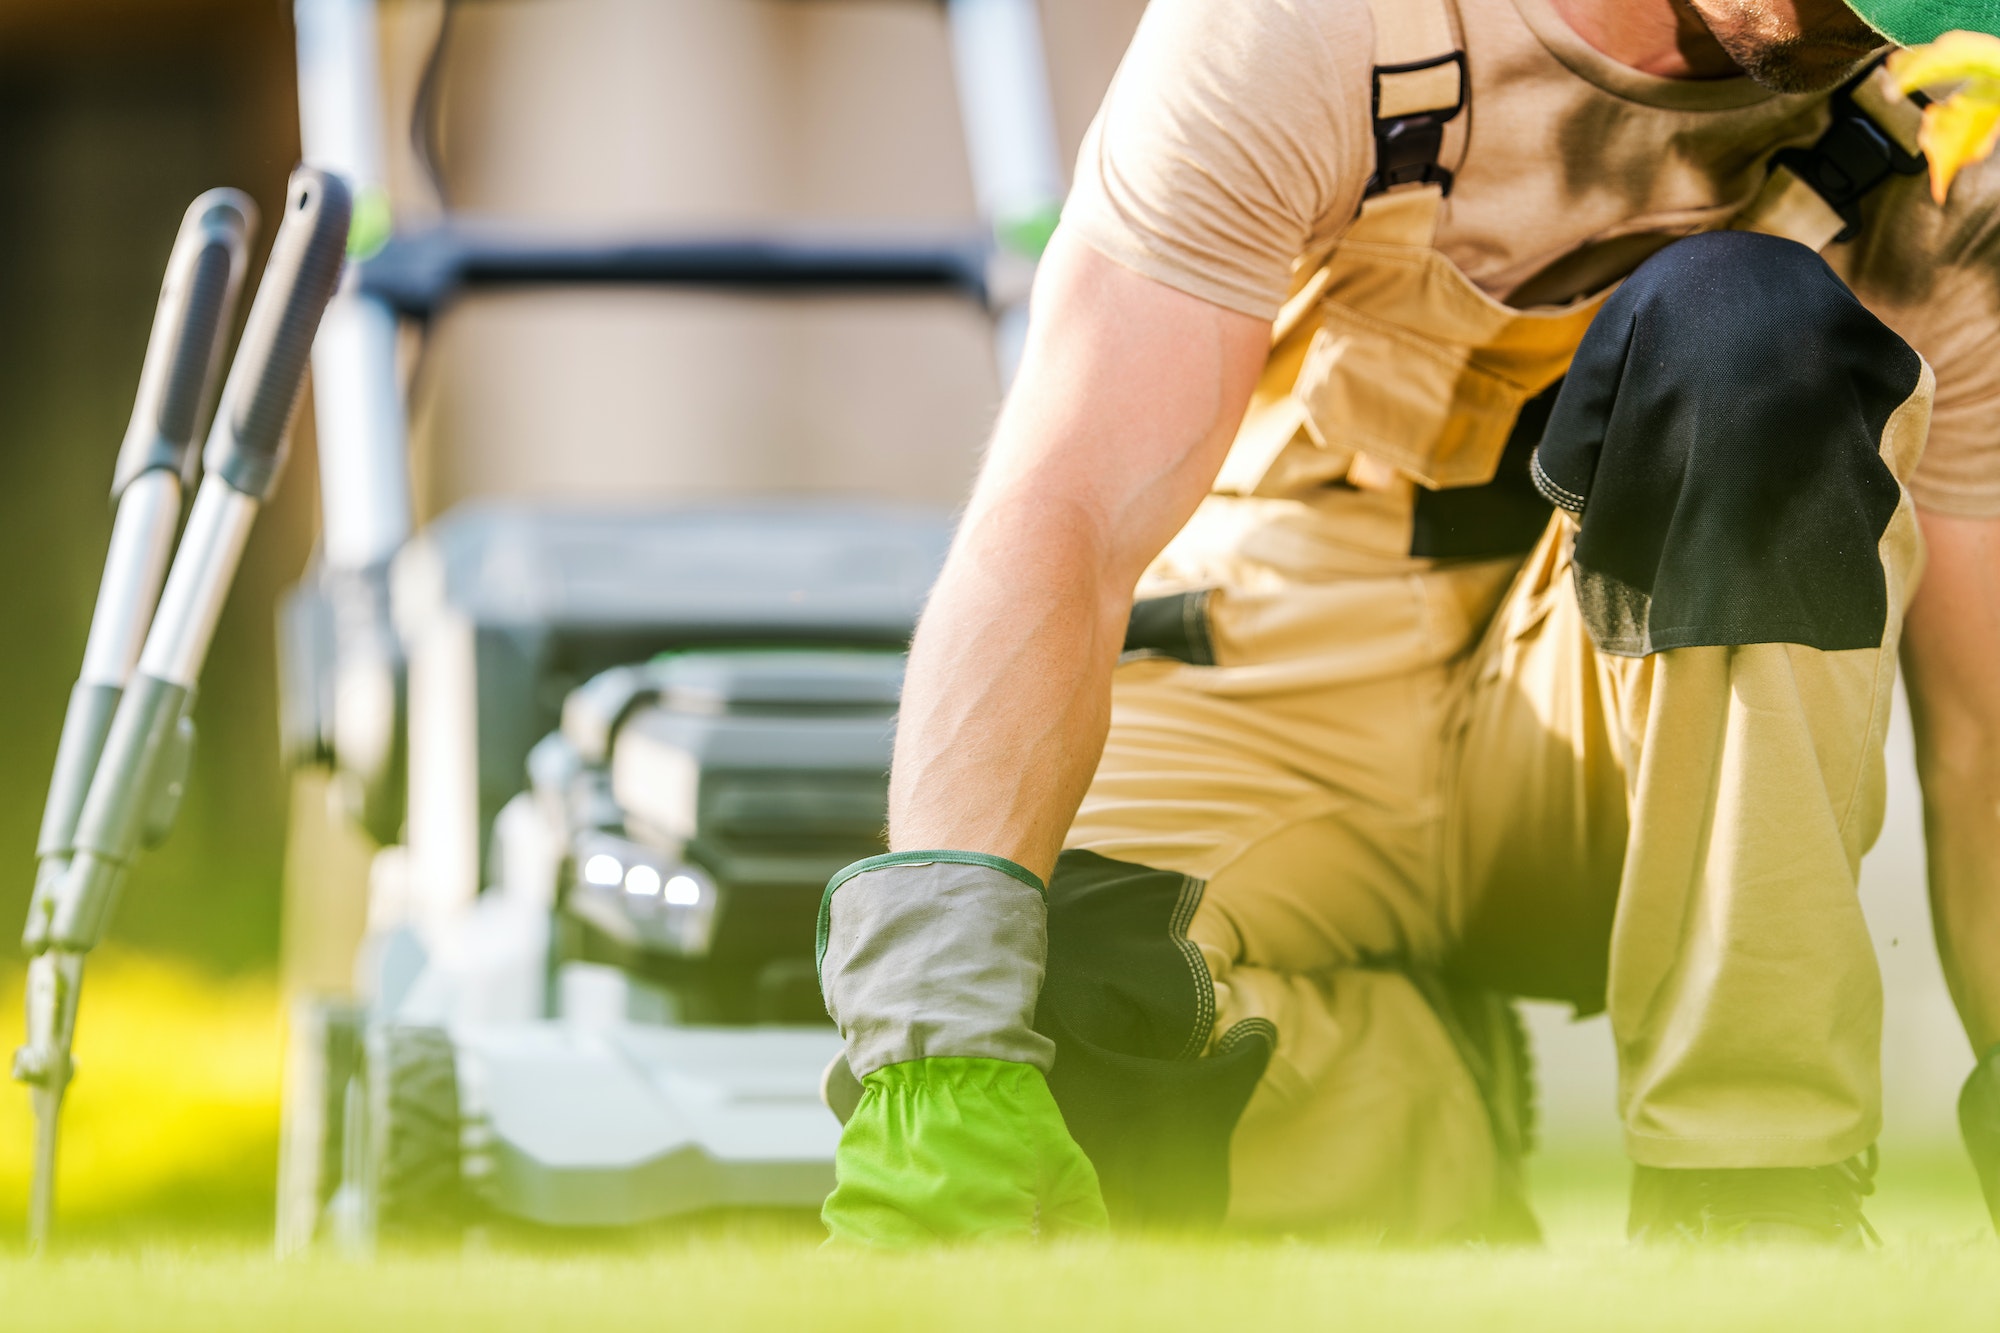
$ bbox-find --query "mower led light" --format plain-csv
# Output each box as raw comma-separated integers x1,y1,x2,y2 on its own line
624,863,662,898
663,874,701,907
582,853,624,887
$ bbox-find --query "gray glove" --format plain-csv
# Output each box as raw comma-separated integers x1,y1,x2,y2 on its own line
815,850,1107,1244
818,852,1053,1077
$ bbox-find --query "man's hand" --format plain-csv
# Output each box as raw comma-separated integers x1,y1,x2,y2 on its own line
818,852,1106,1244
817,233,1268,1245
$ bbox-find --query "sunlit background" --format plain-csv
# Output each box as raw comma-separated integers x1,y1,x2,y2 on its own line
0,0,1980,1246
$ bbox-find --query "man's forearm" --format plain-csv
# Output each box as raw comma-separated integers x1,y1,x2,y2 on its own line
881,232,1270,882
888,490,1132,881
1920,779,2000,1053
1903,507,2000,1055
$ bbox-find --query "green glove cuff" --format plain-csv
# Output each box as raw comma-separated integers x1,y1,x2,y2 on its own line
822,1057,1109,1246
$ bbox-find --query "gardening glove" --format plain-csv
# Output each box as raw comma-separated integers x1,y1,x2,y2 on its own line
816,850,1109,1246
1959,1042,2000,1233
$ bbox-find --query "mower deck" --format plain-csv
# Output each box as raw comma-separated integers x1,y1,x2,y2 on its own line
459,1021,842,1227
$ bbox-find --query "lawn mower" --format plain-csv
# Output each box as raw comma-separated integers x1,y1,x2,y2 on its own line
272,0,1061,1248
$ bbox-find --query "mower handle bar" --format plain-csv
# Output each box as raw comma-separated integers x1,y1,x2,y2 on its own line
109,190,257,500
205,169,355,502
357,225,995,320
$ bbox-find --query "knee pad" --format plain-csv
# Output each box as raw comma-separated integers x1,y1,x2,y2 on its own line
1035,850,1273,1229
1530,230,1927,656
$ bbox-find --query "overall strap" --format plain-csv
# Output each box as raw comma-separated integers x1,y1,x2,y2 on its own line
1737,57,1928,251
1360,0,1467,197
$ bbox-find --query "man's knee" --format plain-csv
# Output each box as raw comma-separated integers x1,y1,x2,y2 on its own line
1530,230,1928,656
1607,229,1837,362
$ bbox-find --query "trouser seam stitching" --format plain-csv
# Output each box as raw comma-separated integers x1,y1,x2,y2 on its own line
1171,872,1216,1061
1215,1016,1277,1057
1530,449,1587,514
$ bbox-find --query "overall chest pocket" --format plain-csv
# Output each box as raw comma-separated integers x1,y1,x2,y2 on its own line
1295,300,1538,490
1291,230,1608,494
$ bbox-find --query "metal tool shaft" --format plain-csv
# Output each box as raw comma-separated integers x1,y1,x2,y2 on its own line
15,169,345,1248
29,1085,61,1250
15,191,254,1250
16,950,83,1251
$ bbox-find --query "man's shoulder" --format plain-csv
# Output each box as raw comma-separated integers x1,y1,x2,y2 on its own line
1278,0,1377,59
1109,0,1377,149
1134,0,1375,76
1850,160,2000,288
1067,0,1383,321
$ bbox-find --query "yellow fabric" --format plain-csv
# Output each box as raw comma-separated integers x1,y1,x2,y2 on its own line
1365,0,1462,117
1732,166,1850,254
1225,187,1611,504
1366,0,1457,68
1051,0,1942,1236
1069,362,1930,1231
1065,0,2000,515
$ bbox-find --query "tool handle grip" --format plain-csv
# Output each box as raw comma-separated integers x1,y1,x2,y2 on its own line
204,167,352,501
111,189,257,499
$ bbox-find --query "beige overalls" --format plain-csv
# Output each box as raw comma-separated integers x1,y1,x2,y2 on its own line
1062,0,1936,1236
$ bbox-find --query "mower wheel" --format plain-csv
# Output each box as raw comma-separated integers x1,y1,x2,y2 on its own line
275,996,365,1256
363,1024,465,1241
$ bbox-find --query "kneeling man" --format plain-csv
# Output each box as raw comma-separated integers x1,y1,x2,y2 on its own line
819,0,2000,1244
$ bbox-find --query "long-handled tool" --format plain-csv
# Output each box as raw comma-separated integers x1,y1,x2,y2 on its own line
14,166,352,1249
13,188,257,1249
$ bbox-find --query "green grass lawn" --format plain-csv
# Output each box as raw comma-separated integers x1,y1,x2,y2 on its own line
4,1239,1995,1333
3,959,1996,1328
3,1148,1995,1332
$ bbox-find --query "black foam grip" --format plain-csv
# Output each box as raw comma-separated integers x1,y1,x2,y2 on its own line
111,188,257,499
204,166,353,501
67,674,191,871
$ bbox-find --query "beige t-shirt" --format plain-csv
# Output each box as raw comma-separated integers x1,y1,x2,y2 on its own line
1063,0,2000,516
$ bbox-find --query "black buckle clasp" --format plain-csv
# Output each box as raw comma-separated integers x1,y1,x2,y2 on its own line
1770,55,1928,244
1364,51,1469,198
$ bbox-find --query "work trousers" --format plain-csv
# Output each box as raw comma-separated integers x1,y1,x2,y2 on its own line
1039,233,1935,1238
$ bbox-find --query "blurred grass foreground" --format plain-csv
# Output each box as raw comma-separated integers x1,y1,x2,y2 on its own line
3,1225,2000,1333
0,952,281,1238
0,952,1997,1330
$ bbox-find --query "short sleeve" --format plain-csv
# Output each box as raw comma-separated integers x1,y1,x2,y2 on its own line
1060,0,1377,321
1842,171,2000,517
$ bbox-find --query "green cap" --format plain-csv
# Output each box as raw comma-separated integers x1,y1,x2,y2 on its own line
1847,0,2000,46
